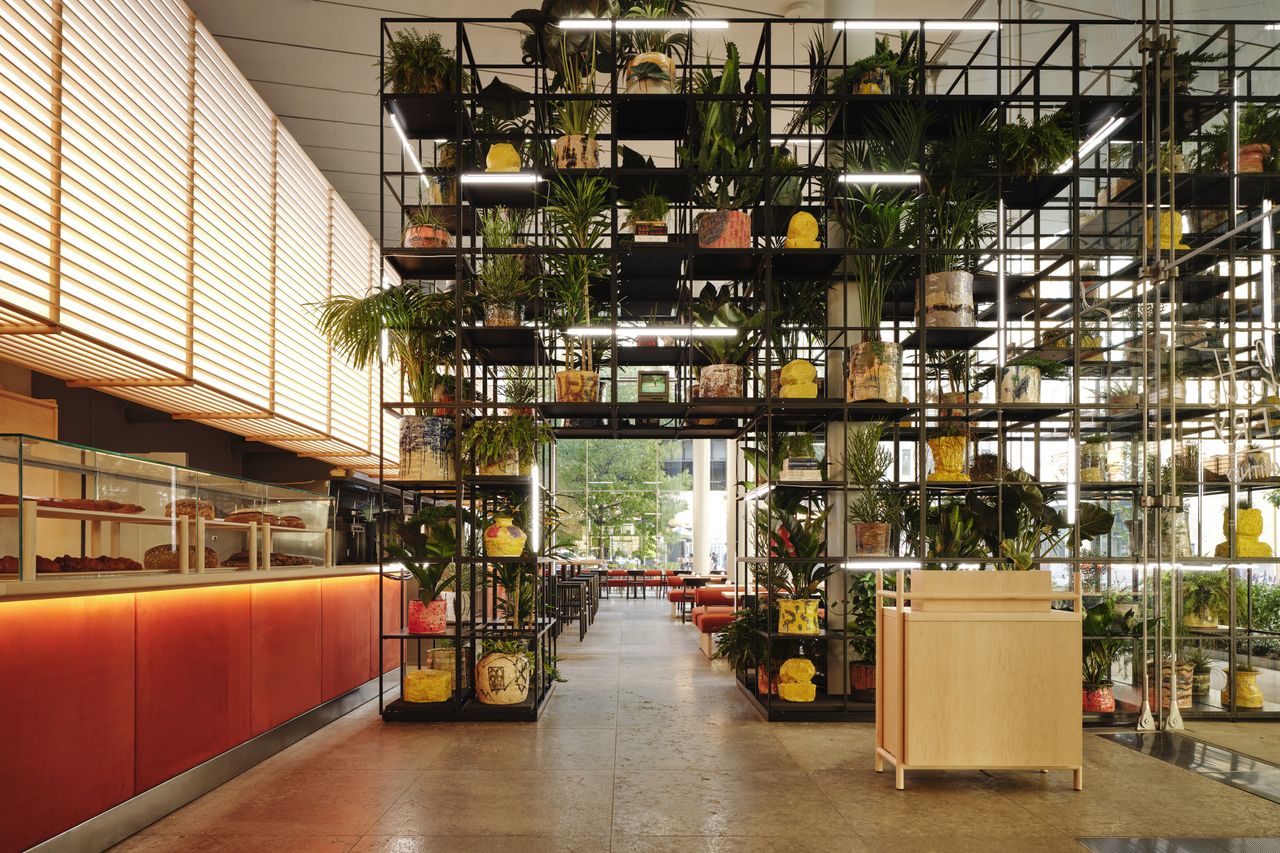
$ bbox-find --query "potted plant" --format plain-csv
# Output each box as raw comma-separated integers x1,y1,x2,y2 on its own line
542,174,613,401
1147,654,1195,710
844,572,878,700
920,186,994,329
834,33,918,95
756,490,831,635
381,29,457,94
927,420,970,483
403,206,454,249
1222,663,1264,709
846,421,897,556
1128,48,1225,97
552,30,606,168
716,607,783,693
682,42,770,248
317,283,459,481
618,0,695,94
1183,569,1230,629
765,278,829,397
463,414,552,476
988,354,1069,404
385,505,470,635
1081,434,1109,483
1183,646,1214,695
691,284,764,398
839,188,911,402
623,186,670,242
1197,104,1280,174
1001,114,1073,177
501,365,540,416
1082,594,1140,712
1105,381,1140,407
476,638,534,705
477,207,532,326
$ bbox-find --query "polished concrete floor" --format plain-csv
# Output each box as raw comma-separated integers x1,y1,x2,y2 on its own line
115,596,1280,852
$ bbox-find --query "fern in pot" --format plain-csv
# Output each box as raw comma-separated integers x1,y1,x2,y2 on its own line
691,283,764,398
317,283,459,481
624,186,670,242
381,29,458,94
477,207,532,326
463,414,552,477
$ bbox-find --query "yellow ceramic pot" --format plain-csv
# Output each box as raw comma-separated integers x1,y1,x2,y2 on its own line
777,598,820,635
1221,669,1264,709
927,435,969,482
484,516,528,557
403,668,452,703
784,212,820,249
1146,210,1190,250
486,142,521,172
778,359,818,398
777,657,817,702
1214,507,1273,558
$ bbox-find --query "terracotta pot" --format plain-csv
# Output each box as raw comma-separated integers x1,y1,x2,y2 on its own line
555,369,599,402
850,661,876,701
846,341,902,402
756,666,779,695
698,364,743,398
554,134,598,169
476,651,532,705
484,304,519,327
922,270,975,327
407,597,448,634
484,516,527,557
1221,669,1264,709
1082,684,1115,713
403,224,453,249
1000,365,1041,403
697,209,751,249
625,51,676,94
399,416,455,482
853,522,891,556
1225,143,1271,173
777,598,820,635
429,384,454,417
927,435,969,482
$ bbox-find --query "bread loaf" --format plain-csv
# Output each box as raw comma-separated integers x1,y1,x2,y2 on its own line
143,544,218,570
165,498,214,519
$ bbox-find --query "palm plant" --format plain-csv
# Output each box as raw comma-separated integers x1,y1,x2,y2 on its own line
477,207,532,312
618,0,696,56
845,421,896,526
502,366,542,408
553,31,606,138
385,505,474,606
767,278,829,364
381,29,457,94
316,283,457,404
494,561,538,628
838,190,912,342
542,174,613,373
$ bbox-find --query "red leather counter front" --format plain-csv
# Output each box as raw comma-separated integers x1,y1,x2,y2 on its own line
0,573,392,853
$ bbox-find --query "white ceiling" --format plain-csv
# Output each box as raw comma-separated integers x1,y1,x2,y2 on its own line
184,0,1280,246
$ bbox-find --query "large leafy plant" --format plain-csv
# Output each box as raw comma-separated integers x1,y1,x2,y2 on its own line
385,505,475,605
691,283,764,365
754,488,832,599
514,0,618,87
1082,595,1140,687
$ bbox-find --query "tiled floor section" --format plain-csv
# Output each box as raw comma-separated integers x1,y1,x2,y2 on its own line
113,597,1280,852
1102,732,1280,805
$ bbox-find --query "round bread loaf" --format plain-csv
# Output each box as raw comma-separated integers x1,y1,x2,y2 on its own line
143,544,218,570
165,498,215,519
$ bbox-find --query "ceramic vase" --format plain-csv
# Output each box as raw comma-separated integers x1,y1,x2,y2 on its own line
777,598,820,635
853,522,891,556
484,516,527,557
927,435,969,482
778,359,818,398
1215,507,1273,558
1147,659,1195,709
476,651,532,705
846,341,902,402
403,667,452,703
484,304,519,327
777,657,817,703
922,270,975,327
697,209,751,249
399,416,455,482
756,666,778,695
1081,444,1108,482
624,51,676,94
698,364,744,398
1227,143,1271,173
1192,669,1212,695
1082,684,1115,712
554,134,598,169
1221,669,1264,709
478,450,519,477
1000,365,1041,403
485,142,521,172
407,597,448,634
403,224,453,249
850,662,876,701
555,369,599,402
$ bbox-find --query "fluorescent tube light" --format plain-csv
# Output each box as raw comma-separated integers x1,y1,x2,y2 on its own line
1055,115,1126,174
842,560,920,570
530,463,541,552
926,21,1001,30
839,173,921,185
1266,24,1280,29
459,172,542,184
1264,199,1274,363
743,483,773,501
833,20,1000,31
565,326,738,337
557,18,728,30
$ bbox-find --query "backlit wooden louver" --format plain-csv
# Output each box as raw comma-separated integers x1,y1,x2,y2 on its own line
0,0,398,471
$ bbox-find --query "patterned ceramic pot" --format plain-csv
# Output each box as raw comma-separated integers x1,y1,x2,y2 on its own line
697,209,751,249
484,304,519,327
399,416,455,481
1081,444,1108,482
1147,659,1194,709
555,369,599,402
777,598,820,635
625,51,676,94
407,597,448,634
484,516,527,557
1222,669,1264,709
698,364,743,398
854,522,891,556
847,341,902,403
1000,365,1041,403
1082,684,1115,712
403,224,453,249
1192,670,1212,695
554,134,598,169
478,450,520,477
476,651,532,705
927,435,969,482
922,270,975,327
1227,143,1271,173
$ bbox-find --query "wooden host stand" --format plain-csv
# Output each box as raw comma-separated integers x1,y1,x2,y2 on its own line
875,569,1083,791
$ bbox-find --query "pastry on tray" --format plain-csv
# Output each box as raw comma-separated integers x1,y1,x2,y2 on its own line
0,494,146,514
143,544,219,570
165,498,215,520
51,554,143,573
223,510,307,529
0,555,60,573
221,551,318,568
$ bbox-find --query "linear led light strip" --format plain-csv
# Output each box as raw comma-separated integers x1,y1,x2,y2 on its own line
557,18,729,29
389,114,433,192
566,326,738,337
460,173,542,184
1054,115,1127,175
842,560,921,569
839,173,921,185
834,20,1000,31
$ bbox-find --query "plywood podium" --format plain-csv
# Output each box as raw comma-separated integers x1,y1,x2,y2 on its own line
875,570,1082,790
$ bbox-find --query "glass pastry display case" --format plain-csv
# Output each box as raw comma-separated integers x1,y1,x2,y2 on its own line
0,434,334,579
